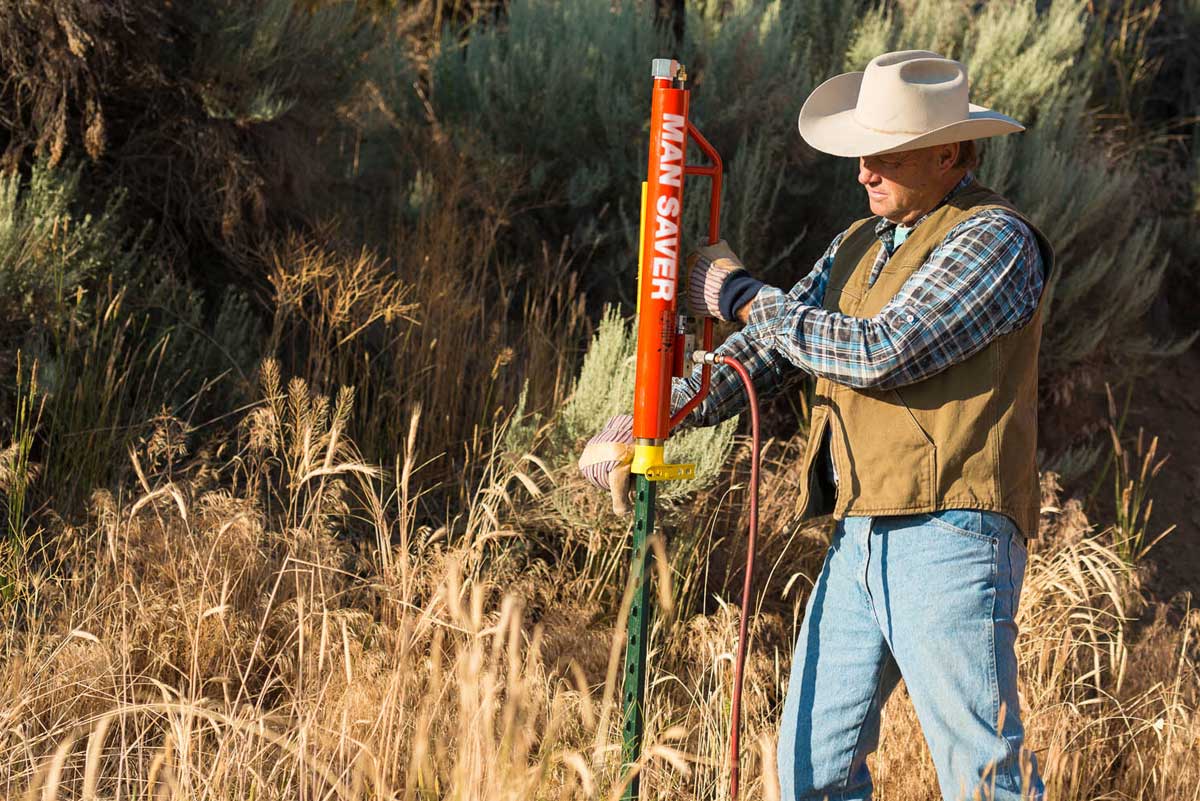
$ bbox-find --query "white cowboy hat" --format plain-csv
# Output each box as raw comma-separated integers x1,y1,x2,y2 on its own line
798,50,1025,158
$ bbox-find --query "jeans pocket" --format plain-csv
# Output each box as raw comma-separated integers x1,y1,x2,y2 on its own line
923,509,994,543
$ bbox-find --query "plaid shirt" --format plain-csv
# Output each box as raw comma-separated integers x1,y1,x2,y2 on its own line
672,175,1045,428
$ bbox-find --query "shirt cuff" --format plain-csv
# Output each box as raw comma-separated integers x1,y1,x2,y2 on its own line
718,271,764,321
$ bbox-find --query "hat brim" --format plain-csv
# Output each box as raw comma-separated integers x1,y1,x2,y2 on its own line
798,71,1025,158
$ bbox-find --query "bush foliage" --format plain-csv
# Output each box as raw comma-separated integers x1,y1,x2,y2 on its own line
557,306,738,501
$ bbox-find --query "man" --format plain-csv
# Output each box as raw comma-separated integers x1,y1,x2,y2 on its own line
581,51,1052,799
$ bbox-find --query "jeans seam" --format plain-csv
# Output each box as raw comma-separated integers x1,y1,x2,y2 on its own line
990,534,1021,793
1000,534,1022,791
986,535,1002,798
840,657,886,792
862,519,883,632
842,518,883,798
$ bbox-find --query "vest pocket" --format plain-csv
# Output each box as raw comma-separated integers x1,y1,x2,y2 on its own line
881,387,937,506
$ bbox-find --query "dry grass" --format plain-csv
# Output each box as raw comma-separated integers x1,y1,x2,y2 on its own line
266,141,587,494
1,370,1196,801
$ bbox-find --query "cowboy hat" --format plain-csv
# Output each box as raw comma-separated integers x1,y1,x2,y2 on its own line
798,50,1024,158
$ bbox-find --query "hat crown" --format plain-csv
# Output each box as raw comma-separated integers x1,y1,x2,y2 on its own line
852,50,969,136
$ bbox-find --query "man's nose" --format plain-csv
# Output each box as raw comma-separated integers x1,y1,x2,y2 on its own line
858,158,878,185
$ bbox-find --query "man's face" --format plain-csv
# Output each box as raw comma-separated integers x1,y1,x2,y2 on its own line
858,145,956,225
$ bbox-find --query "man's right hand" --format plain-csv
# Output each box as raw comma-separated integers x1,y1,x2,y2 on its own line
685,239,747,321
578,414,635,514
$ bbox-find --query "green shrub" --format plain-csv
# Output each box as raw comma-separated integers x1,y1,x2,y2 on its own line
0,163,136,365
429,0,831,295
557,306,737,502
0,160,262,508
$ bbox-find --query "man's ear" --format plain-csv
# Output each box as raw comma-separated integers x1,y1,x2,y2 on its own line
937,142,959,173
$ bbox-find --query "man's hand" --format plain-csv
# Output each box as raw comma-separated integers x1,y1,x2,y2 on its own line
686,240,764,323
685,239,747,322
578,414,635,514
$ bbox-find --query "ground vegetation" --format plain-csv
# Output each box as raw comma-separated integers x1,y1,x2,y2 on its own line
0,1,1197,798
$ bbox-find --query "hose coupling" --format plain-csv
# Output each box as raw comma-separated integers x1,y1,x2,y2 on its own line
692,350,721,366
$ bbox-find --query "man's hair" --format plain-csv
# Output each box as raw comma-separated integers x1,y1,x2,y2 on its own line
954,140,980,171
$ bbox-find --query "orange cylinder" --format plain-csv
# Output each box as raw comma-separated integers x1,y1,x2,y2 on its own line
633,77,689,444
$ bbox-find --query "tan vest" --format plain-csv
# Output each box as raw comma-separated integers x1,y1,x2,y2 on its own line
796,181,1054,537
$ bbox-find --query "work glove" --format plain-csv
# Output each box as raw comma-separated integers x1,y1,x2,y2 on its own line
578,413,635,514
685,239,747,321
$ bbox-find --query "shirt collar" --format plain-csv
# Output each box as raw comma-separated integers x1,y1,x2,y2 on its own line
873,172,974,251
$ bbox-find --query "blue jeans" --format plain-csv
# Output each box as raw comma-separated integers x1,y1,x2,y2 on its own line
777,510,1043,801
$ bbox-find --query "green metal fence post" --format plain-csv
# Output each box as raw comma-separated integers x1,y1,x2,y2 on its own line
621,473,656,801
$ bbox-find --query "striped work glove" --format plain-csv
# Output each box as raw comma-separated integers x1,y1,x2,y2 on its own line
685,239,746,321
578,414,635,515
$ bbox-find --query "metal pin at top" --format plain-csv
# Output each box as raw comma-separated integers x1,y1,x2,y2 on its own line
650,58,679,79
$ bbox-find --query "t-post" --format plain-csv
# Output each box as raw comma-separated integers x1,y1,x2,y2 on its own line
621,56,723,801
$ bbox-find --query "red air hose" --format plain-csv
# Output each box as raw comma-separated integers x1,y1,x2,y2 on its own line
707,354,760,800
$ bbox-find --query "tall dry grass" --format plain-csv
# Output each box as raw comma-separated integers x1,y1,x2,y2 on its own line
267,141,588,496
2,367,1196,800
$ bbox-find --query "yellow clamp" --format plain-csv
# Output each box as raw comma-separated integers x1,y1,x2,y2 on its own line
631,444,695,482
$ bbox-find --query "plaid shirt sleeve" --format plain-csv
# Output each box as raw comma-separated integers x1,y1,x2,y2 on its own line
670,232,844,428
744,210,1044,390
